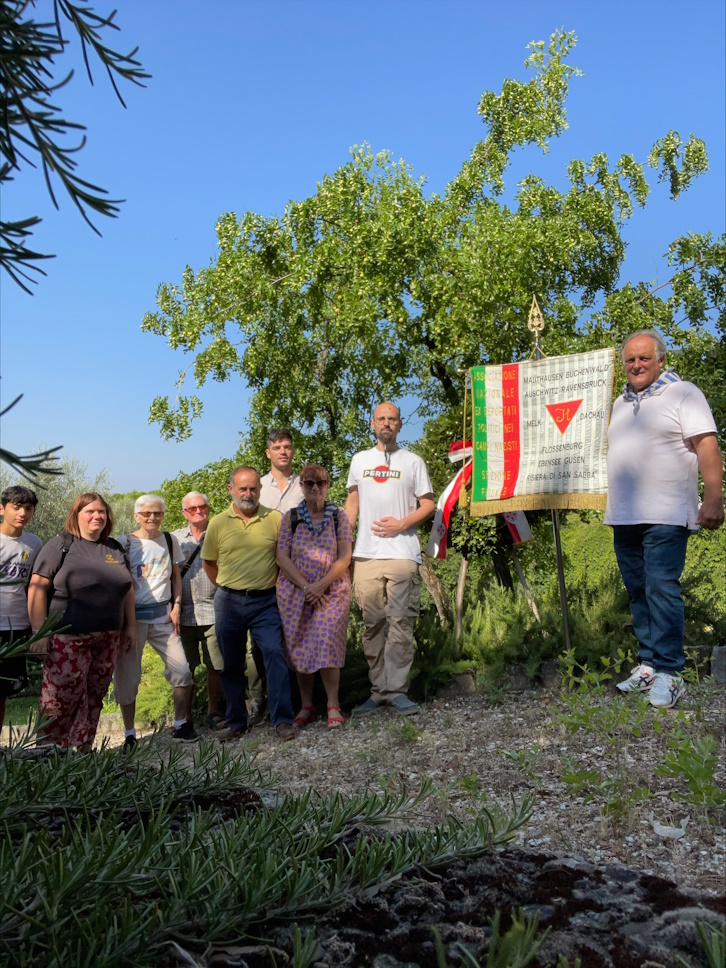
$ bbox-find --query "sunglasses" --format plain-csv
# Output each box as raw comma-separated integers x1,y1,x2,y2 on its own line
138,511,164,518
301,480,329,489
183,504,208,513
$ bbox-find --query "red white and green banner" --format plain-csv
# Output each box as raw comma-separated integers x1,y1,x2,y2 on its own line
469,349,616,515
426,441,534,558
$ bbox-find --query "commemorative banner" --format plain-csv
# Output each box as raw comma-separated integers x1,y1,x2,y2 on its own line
469,348,617,515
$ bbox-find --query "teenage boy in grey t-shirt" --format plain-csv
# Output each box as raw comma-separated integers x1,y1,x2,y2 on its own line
0,485,42,729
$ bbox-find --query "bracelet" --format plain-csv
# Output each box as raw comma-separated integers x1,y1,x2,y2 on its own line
303,585,308,593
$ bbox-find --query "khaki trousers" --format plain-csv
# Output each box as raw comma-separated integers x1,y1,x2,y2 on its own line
353,558,420,703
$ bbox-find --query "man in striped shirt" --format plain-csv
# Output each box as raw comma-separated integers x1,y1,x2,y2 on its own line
173,491,225,729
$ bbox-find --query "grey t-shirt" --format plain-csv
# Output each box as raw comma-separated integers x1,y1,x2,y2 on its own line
0,531,43,630
33,535,133,634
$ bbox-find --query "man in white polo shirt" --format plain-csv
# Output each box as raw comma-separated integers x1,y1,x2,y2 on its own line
605,329,723,708
345,402,435,716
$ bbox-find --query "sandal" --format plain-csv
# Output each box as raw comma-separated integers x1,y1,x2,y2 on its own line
293,706,317,728
327,706,345,730
206,713,227,731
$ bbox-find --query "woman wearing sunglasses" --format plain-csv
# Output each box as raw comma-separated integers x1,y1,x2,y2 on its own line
276,464,353,729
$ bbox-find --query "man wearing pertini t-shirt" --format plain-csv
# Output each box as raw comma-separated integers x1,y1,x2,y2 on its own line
345,402,435,716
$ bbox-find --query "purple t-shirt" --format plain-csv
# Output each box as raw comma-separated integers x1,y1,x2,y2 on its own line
33,535,133,634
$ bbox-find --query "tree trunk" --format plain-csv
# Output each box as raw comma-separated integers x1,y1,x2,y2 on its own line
455,556,468,653
419,556,453,627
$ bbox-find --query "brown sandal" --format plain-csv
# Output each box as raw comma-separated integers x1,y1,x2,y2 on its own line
293,706,317,728
327,706,344,730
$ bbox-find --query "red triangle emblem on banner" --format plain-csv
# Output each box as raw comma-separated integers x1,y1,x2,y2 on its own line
545,400,583,434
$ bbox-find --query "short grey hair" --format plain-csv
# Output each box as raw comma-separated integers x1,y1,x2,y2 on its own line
228,466,260,487
181,490,209,509
134,494,166,513
620,329,667,364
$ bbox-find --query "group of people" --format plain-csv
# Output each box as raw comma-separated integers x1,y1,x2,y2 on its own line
0,336,723,750
0,402,436,749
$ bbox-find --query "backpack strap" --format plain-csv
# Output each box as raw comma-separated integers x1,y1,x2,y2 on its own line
162,531,173,560
179,542,201,579
59,531,73,568
47,533,73,606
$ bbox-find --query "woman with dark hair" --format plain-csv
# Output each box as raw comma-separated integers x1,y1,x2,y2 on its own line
276,464,353,730
28,493,134,751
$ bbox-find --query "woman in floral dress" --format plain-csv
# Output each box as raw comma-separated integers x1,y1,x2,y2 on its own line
276,464,352,729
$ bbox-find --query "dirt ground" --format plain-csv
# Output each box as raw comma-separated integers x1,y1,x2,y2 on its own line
83,681,726,896
3,681,725,966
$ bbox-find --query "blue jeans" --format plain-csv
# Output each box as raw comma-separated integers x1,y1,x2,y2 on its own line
612,524,690,673
213,588,293,728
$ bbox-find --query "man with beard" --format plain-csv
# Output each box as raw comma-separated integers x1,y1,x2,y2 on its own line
345,403,435,717
201,467,296,741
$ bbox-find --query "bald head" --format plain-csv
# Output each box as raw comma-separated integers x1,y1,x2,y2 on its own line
371,402,402,450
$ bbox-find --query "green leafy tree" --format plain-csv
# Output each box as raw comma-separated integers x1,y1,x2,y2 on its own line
144,29,721,476
0,0,148,291
0,451,114,541
156,453,246,532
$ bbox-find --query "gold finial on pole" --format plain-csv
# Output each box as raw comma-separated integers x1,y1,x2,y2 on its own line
527,294,545,358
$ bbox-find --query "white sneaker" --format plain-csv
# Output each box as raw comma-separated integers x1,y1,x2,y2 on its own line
616,663,655,693
649,673,685,709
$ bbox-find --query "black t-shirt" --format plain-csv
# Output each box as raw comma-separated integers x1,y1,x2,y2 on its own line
33,535,133,634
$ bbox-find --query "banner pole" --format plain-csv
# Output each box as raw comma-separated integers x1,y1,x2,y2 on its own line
528,296,571,652
459,369,470,509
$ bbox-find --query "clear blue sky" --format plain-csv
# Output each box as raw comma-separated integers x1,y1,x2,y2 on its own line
1,0,724,493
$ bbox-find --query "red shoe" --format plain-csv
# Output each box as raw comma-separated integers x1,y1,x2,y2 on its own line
293,706,317,728
327,706,345,730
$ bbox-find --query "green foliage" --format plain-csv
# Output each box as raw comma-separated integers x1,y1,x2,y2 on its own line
357,509,724,703
500,747,542,784
410,605,460,699
0,396,63,482
432,907,548,967
0,740,532,966
458,587,567,679
655,729,726,811
0,450,114,543
677,922,726,968
107,492,143,538
557,650,725,821
144,27,721,475
682,526,726,648
155,450,249,531
395,718,422,743
1,0,148,291
121,648,174,727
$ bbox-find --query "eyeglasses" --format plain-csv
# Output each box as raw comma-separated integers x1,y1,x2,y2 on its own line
138,511,164,518
183,505,208,513
301,480,329,490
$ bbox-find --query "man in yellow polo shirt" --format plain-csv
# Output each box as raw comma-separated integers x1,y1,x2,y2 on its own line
202,466,296,741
